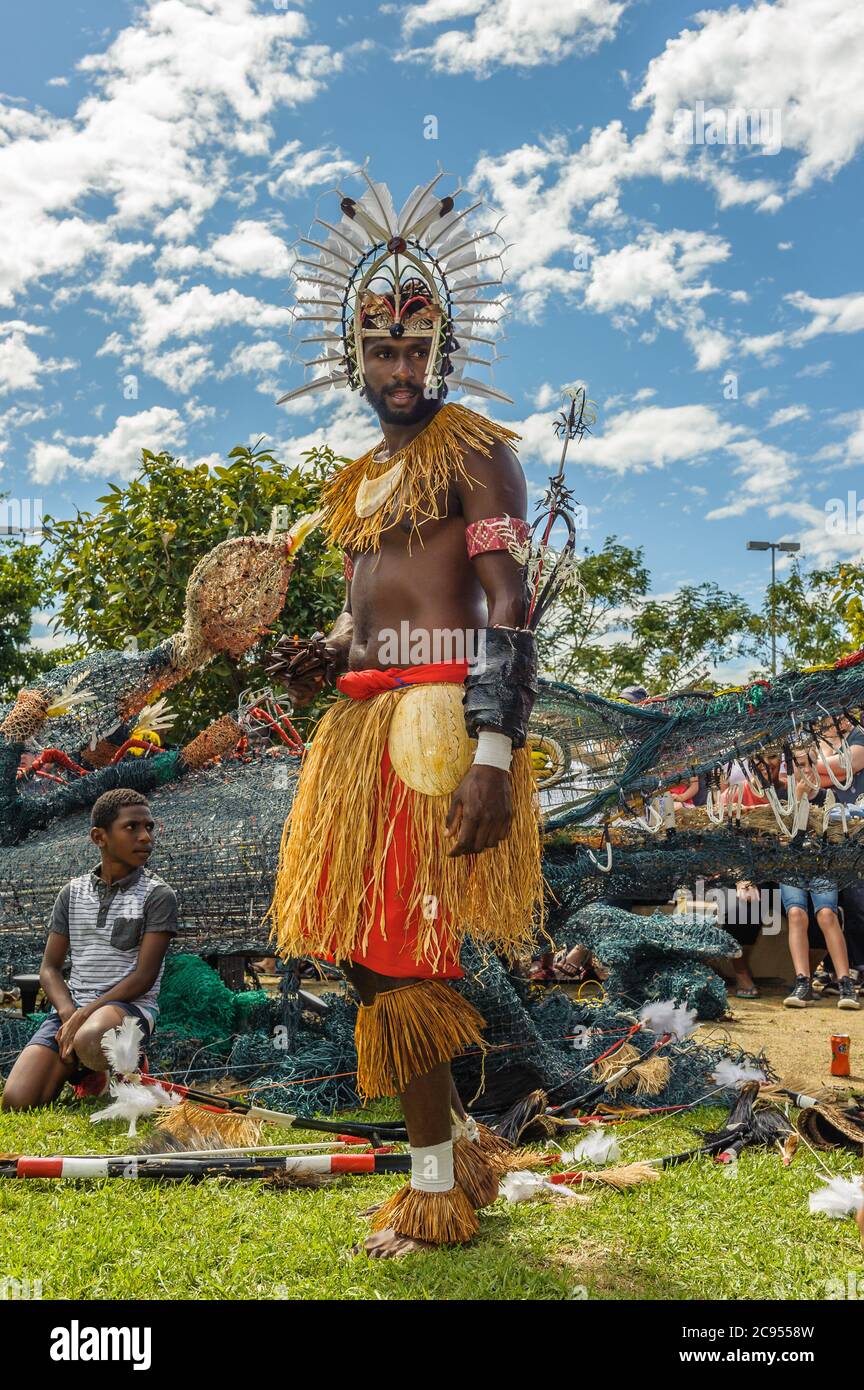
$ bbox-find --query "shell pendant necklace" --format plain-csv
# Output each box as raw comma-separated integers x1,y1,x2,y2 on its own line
354,439,407,519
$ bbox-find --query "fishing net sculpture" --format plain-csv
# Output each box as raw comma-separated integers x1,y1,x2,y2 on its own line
0,511,325,978
529,652,864,906
0,509,322,849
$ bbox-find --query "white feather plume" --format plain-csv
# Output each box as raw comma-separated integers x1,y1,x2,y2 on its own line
561,1130,621,1166
499,1170,581,1203
808,1175,864,1219
132,696,175,733
45,670,95,716
90,1080,179,1137
101,1015,144,1075
710,1058,767,1089
639,1000,698,1040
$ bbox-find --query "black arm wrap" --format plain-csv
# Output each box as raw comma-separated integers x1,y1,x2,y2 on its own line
463,627,538,749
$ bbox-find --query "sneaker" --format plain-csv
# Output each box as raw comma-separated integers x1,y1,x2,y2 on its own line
837,976,861,1011
784,976,815,1008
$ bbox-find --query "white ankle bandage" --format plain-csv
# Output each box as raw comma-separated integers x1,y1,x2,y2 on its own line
472,729,513,772
409,1140,455,1193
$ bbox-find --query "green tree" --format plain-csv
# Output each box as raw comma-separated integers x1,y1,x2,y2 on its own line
0,533,83,702
541,538,754,695
825,560,864,652
540,537,650,691
742,559,850,672
42,440,346,741
632,583,755,692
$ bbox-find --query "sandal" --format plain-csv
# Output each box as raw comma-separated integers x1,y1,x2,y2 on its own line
734,986,760,998
551,948,586,982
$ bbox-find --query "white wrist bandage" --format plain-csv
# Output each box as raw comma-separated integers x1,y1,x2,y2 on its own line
409,1140,455,1193
472,729,513,772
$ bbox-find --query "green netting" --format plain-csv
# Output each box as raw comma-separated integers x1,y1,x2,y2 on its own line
531,654,864,826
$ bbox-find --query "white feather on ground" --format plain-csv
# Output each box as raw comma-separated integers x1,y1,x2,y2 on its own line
90,1080,179,1137
561,1130,622,1166
101,1016,144,1075
709,1058,767,1089
639,1000,698,1040
499,1170,584,1203
808,1175,864,1218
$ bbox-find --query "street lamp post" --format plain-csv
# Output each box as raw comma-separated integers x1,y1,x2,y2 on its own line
746,539,801,676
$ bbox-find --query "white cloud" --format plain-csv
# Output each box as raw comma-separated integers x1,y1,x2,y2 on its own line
767,404,810,429
787,290,864,343
515,401,740,475
29,406,187,483
398,0,628,75
270,392,381,465
740,332,785,359
267,142,357,199
0,0,342,305
0,322,75,395
632,0,864,202
706,438,797,519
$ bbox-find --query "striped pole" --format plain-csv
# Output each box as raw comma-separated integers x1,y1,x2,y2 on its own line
2,1153,410,1181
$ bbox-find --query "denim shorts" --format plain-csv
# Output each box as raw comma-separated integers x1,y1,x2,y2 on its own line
780,880,838,915
26,1000,155,1055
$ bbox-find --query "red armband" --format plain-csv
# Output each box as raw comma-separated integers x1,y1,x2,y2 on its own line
343,552,354,582
465,515,530,560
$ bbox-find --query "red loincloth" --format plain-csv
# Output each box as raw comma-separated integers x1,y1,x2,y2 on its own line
322,660,469,980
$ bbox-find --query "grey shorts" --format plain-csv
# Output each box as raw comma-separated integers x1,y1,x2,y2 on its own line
26,1000,154,1056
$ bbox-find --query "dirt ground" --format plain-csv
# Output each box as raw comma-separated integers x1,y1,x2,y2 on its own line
695,984,864,1095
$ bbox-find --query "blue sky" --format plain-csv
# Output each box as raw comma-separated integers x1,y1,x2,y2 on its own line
1,0,862,676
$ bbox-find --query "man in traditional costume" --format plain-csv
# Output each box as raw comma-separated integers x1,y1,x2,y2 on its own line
264,171,543,1256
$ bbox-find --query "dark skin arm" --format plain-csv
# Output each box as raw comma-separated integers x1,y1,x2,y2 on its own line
40,932,76,1021
446,440,529,857
53,932,172,1060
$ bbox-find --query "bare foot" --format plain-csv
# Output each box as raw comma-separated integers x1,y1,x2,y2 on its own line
353,1227,434,1259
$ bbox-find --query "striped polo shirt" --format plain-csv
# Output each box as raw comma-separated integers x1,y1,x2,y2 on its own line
49,863,178,1016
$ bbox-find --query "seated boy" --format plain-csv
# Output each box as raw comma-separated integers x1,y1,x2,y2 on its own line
1,787,177,1111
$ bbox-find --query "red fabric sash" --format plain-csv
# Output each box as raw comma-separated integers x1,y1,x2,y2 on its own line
336,660,468,700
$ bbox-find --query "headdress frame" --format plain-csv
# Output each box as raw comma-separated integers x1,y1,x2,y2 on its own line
278,167,512,407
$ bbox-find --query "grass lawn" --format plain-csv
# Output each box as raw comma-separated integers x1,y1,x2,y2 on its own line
1,1097,862,1300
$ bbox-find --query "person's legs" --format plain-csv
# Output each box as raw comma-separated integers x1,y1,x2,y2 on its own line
839,882,864,974
814,909,851,981
783,898,812,978
342,958,483,1258
810,881,850,982
1,1042,76,1111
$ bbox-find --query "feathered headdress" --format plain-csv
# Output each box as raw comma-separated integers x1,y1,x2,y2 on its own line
279,166,511,406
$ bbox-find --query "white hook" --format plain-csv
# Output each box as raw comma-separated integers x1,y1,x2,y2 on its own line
586,836,613,873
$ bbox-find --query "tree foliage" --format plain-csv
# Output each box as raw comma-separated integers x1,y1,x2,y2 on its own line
741,560,851,671
0,535,83,702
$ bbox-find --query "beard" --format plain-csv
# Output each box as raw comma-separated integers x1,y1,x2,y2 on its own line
364,380,441,426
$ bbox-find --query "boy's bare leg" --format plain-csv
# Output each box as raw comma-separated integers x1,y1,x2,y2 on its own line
68,1004,141,1072
815,908,851,981
1,1045,76,1111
